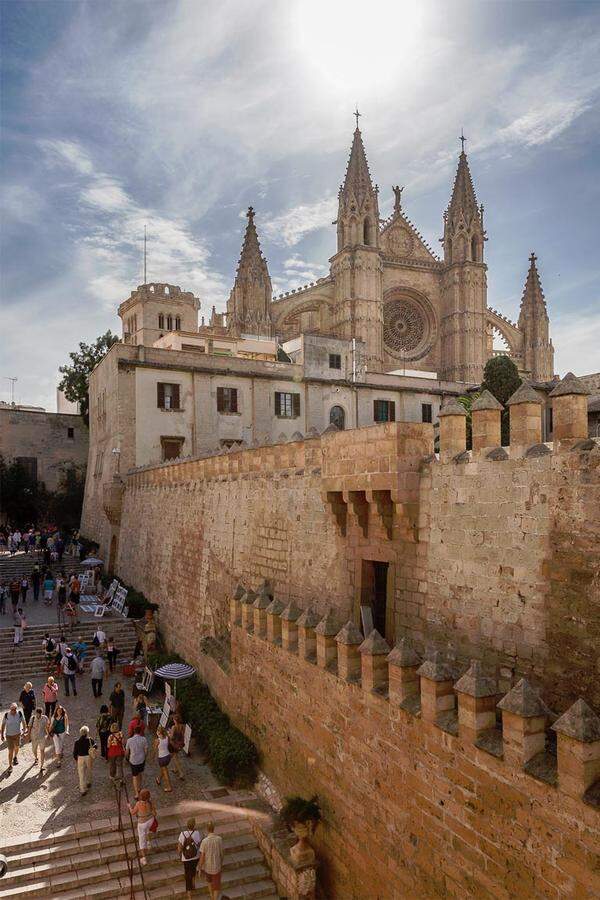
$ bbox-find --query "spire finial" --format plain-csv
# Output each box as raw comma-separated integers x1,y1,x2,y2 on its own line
354,106,361,129
459,129,467,153
246,206,255,222
529,251,537,264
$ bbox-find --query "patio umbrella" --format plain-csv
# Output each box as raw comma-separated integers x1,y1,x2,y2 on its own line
154,662,196,697
82,557,104,566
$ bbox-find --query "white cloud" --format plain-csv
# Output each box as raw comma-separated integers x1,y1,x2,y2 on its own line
263,198,337,247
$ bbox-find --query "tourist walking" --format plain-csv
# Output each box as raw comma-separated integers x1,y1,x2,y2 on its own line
109,682,125,729
106,636,118,672
71,636,88,665
61,647,78,696
49,705,69,766
42,676,59,717
128,789,157,865
128,709,146,738
199,821,224,900
177,817,202,900
90,651,106,698
73,725,97,795
20,576,28,604
107,722,125,783
0,581,7,615
69,573,81,606
57,573,67,618
96,704,112,758
93,626,106,649
9,578,20,611
42,633,56,670
125,725,148,798
31,565,41,601
43,572,55,606
168,714,186,780
18,682,36,733
1,703,26,771
29,707,49,774
13,608,25,647
153,725,173,792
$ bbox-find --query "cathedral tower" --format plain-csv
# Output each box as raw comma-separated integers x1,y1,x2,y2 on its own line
227,207,273,336
331,115,384,370
517,253,554,381
440,137,488,383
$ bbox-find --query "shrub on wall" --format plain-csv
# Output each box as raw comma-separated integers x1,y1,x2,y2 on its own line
148,651,259,786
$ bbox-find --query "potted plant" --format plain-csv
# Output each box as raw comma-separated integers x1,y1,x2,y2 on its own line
281,796,321,865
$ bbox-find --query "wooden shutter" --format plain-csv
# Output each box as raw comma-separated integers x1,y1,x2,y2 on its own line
274,392,281,416
157,383,165,408
292,394,301,418
373,400,380,422
389,401,395,422
172,384,180,410
231,389,238,413
217,387,224,412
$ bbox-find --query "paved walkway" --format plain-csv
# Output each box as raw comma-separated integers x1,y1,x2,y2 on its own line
0,668,220,841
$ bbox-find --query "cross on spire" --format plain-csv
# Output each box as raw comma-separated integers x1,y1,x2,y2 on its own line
529,251,537,264
246,206,255,221
354,107,361,129
459,129,467,153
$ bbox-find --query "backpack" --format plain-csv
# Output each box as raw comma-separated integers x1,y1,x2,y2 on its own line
92,635,100,646
67,654,78,672
181,831,198,860
45,638,55,653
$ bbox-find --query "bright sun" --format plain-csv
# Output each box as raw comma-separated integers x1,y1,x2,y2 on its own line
292,0,429,96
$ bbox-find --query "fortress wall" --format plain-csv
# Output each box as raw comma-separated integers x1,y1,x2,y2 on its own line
198,617,600,899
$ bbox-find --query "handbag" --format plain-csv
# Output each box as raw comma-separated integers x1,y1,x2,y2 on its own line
149,816,158,833
88,744,98,760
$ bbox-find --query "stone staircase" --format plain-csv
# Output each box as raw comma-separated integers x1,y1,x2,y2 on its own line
0,619,139,681
0,797,280,899
0,552,86,581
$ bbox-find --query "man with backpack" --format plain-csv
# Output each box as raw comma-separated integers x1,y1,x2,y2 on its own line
1,703,26,771
60,648,79,696
42,633,56,669
177,817,202,900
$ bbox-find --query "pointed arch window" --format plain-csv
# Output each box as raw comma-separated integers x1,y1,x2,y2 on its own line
330,406,345,430
363,218,374,246
158,313,165,329
471,236,480,262
175,316,181,331
167,315,173,331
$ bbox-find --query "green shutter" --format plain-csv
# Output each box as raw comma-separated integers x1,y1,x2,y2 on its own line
292,394,301,418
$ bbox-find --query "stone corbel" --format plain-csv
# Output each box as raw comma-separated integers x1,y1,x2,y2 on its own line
366,489,393,540
102,476,125,526
344,490,369,538
322,491,347,537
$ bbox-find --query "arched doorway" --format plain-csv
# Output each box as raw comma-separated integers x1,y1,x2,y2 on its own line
330,406,345,430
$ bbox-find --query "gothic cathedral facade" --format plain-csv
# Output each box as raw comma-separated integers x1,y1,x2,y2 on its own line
225,124,554,385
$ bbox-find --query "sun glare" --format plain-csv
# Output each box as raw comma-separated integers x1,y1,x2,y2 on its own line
292,0,428,95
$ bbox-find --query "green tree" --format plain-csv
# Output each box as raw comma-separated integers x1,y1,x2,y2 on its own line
0,455,48,524
47,465,86,531
457,391,480,450
58,330,119,425
481,356,522,445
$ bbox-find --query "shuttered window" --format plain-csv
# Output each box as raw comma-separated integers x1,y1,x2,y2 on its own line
374,399,395,423
157,383,181,410
275,392,300,418
217,387,238,414
421,403,433,424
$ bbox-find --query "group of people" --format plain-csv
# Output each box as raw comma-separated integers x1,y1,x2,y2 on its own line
0,526,80,559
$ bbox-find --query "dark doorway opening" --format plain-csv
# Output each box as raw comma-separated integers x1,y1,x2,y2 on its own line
361,560,389,639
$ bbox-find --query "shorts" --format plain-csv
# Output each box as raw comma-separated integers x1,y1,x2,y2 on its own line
183,859,199,891
158,754,171,768
205,871,222,890
130,761,145,776
71,593,80,605
6,734,20,757
44,590,53,600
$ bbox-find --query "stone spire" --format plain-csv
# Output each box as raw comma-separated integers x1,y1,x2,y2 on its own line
335,121,380,251
226,206,273,337
517,253,554,381
443,139,485,264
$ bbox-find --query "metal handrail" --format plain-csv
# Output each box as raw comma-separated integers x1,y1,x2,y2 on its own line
113,777,149,900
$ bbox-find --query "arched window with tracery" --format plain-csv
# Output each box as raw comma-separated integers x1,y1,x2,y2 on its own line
330,405,345,430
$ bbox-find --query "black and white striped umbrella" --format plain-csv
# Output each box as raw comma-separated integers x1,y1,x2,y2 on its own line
154,662,196,697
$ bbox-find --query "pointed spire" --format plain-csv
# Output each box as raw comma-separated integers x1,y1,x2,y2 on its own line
341,125,376,202
517,254,554,381
518,253,549,325
552,699,600,742
226,206,272,335
446,146,479,225
336,118,379,251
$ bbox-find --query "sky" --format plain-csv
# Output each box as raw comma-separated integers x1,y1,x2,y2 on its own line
1,0,599,409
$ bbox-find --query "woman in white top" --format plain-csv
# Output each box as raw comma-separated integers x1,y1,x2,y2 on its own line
153,725,173,792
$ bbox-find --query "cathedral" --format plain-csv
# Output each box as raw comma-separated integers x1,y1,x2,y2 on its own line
220,121,554,385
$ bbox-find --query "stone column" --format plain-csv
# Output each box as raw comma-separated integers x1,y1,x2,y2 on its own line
387,638,420,706
281,601,302,652
359,630,390,693
266,598,285,644
549,372,591,442
335,621,363,682
315,610,339,670
471,389,503,451
497,678,550,767
417,652,455,723
241,590,256,633
253,591,270,639
552,699,600,800
454,660,498,743
297,607,320,662
506,383,543,447
438,400,467,458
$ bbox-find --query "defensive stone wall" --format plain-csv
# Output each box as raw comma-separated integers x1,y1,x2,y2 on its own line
197,600,600,898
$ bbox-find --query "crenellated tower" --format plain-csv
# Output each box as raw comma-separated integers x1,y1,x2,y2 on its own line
440,136,488,383
517,253,554,381
331,113,384,370
227,206,273,337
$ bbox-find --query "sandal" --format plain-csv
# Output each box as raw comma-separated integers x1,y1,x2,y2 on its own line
155,776,161,786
